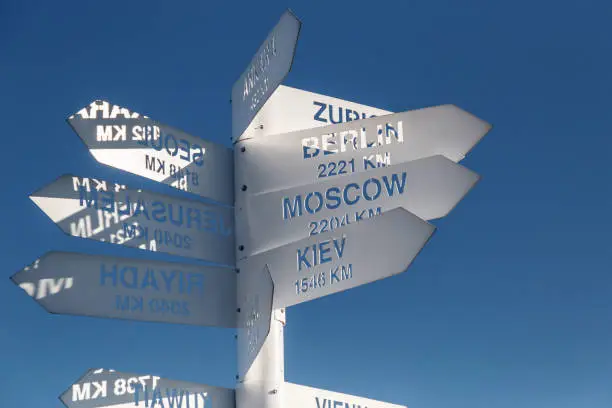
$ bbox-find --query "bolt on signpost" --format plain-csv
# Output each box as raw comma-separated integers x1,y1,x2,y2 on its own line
10,8,491,408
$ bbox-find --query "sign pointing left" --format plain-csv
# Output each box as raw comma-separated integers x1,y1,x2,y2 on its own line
68,100,234,204
30,174,235,265
60,368,235,408
11,251,237,327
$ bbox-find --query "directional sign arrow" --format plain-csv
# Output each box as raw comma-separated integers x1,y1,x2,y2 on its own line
238,84,393,141
237,155,477,257
68,100,234,204
60,368,235,408
235,104,491,195
238,208,435,309
237,264,274,380
231,9,301,142
283,381,406,408
30,175,234,265
11,251,237,327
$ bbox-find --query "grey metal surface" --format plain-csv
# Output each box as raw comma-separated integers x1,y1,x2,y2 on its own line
11,251,237,327
30,174,235,266
237,155,478,257
236,104,491,195
231,9,301,142
68,100,234,204
240,208,435,309
60,368,235,408
236,265,273,380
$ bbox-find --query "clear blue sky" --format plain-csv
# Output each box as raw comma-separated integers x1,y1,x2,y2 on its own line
1,1,611,407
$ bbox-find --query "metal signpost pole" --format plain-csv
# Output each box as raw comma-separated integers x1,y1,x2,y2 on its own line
232,10,301,408
234,135,287,408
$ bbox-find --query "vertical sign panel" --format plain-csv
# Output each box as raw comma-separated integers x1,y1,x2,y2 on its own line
237,265,274,380
231,10,301,142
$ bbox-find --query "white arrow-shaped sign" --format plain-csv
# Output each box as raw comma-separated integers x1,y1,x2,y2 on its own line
30,174,235,265
238,208,435,309
236,104,490,196
237,155,477,257
68,100,234,204
60,368,235,408
11,251,237,327
232,10,301,142
238,84,393,142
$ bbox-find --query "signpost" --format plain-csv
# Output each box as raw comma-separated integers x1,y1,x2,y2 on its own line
9,8,492,408
30,174,235,265
61,368,235,408
11,251,237,327
68,100,234,204
231,10,301,142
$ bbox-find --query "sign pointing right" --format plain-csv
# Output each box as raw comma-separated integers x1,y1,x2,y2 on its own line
236,104,491,195
238,208,435,309
238,155,477,257
237,84,394,141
